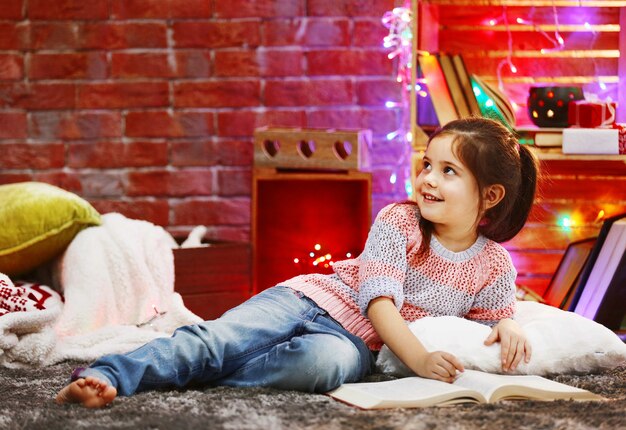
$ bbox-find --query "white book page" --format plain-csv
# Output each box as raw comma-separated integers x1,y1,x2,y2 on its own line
329,377,484,409
453,370,590,402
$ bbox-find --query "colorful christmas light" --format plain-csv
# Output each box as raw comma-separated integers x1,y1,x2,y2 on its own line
382,4,415,199
382,6,413,85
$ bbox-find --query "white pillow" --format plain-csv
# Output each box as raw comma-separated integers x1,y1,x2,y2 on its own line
376,301,626,376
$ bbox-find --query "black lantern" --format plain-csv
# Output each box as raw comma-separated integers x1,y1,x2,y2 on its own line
527,86,584,127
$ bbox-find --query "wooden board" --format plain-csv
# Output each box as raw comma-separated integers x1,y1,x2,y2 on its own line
253,127,371,171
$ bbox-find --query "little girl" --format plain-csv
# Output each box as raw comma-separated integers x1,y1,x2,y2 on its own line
56,117,538,408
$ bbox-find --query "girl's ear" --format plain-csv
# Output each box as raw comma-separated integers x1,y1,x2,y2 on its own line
484,184,505,210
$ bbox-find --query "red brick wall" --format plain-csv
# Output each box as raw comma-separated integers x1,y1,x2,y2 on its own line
0,0,403,241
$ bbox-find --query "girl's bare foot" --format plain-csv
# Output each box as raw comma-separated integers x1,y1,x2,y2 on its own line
55,376,117,408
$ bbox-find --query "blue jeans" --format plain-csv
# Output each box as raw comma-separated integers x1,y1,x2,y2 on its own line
78,286,375,395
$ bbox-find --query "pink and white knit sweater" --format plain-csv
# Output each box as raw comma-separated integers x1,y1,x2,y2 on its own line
282,203,517,351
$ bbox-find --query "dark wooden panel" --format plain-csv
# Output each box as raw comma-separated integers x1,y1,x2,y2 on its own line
174,243,251,295
174,242,251,305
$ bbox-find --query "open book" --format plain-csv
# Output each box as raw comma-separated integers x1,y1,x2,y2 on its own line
328,370,603,409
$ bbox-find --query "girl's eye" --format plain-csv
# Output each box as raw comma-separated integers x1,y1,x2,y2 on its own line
422,161,432,171
443,166,456,175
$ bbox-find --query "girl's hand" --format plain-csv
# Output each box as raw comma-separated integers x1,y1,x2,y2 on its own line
415,351,464,383
484,318,532,372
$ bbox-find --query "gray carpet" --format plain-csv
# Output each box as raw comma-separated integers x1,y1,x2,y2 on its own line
1,362,625,429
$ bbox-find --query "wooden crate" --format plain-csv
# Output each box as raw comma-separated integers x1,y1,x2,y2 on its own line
253,127,371,171
252,168,371,294
174,242,251,320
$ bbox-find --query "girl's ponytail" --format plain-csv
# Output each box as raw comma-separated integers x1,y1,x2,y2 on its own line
504,144,539,241
478,142,539,243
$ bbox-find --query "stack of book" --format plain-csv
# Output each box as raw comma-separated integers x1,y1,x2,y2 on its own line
418,53,515,130
515,127,563,148
515,123,626,154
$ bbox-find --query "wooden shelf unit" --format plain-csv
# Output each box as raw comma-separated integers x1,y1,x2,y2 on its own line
409,0,626,131
409,1,626,295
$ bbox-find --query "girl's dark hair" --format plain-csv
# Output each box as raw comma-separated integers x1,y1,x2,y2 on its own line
417,117,539,257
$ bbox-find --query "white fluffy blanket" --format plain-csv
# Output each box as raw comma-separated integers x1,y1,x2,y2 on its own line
0,213,202,367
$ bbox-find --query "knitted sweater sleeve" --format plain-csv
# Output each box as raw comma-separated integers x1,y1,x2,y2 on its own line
465,244,517,326
356,204,414,316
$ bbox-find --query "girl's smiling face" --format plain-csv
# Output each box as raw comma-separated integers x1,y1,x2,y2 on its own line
415,134,482,240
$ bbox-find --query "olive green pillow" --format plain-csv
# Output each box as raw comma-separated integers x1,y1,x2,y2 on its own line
0,182,101,276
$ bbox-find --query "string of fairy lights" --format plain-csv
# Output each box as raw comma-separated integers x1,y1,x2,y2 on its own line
491,4,566,91
382,6,416,198
381,3,610,229
292,243,355,273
